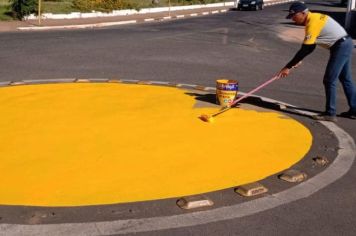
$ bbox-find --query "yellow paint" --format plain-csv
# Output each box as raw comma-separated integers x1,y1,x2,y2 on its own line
0,83,312,206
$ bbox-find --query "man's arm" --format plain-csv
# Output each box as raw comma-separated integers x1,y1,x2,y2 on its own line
278,43,316,78
285,44,316,69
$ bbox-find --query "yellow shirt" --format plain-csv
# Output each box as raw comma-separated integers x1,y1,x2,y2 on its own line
304,12,347,48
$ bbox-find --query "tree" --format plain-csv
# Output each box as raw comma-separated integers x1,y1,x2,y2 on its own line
10,0,38,20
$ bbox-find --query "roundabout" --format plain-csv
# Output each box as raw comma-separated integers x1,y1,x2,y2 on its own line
1,1,355,234
0,79,353,236
0,81,312,207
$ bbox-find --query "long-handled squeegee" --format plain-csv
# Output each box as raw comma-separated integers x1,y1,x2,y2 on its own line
199,75,280,123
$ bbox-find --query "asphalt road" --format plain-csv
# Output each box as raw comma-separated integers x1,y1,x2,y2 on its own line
0,0,355,235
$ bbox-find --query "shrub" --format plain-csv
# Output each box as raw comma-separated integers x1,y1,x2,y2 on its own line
73,0,139,12
171,0,220,5
10,0,38,19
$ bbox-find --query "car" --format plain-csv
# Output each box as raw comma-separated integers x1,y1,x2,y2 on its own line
236,0,264,11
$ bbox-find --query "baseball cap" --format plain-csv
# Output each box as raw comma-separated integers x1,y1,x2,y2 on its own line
286,2,308,19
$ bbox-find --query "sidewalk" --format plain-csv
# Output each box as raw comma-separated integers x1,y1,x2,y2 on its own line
22,7,231,31
0,0,293,32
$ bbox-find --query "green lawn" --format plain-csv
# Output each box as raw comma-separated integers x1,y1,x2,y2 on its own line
0,0,9,5
0,0,11,20
42,0,74,14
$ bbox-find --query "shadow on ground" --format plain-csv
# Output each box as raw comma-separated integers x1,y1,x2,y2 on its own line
186,92,322,119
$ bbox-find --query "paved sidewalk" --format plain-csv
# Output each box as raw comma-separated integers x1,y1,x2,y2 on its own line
0,20,29,32
23,7,230,30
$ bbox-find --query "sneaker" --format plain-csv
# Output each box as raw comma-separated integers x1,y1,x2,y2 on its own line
312,114,338,122
339,111,356,119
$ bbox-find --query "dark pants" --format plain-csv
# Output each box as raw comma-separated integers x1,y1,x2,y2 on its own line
323,37,356,116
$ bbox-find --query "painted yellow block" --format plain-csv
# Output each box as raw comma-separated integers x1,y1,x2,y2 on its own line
0,83,312,206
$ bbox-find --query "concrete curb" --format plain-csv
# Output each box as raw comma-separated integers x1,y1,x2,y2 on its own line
18,20,138,31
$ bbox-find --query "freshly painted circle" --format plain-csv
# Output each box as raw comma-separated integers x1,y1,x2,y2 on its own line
0,83,312,206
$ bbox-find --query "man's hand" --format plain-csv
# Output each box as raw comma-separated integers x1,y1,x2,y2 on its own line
277,67,290,78
277,61,302,79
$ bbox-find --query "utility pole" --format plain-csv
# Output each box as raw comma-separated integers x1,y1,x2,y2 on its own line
168,0,171,17
345,0,356,30
38,0,41,25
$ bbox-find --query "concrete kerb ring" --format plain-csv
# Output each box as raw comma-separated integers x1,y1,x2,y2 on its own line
0,79,355,235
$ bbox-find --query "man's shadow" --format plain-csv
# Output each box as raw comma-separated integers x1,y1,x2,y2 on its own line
185,92,321,119
186,92,216,104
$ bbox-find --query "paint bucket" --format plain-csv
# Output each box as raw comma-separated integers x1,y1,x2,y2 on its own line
216,79,238,107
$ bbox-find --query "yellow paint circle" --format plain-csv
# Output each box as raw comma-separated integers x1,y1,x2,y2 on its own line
0,83,312,206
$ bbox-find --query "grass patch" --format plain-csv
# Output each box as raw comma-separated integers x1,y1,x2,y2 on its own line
0,0,9,6
42,0,75,14
0,4,12,20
